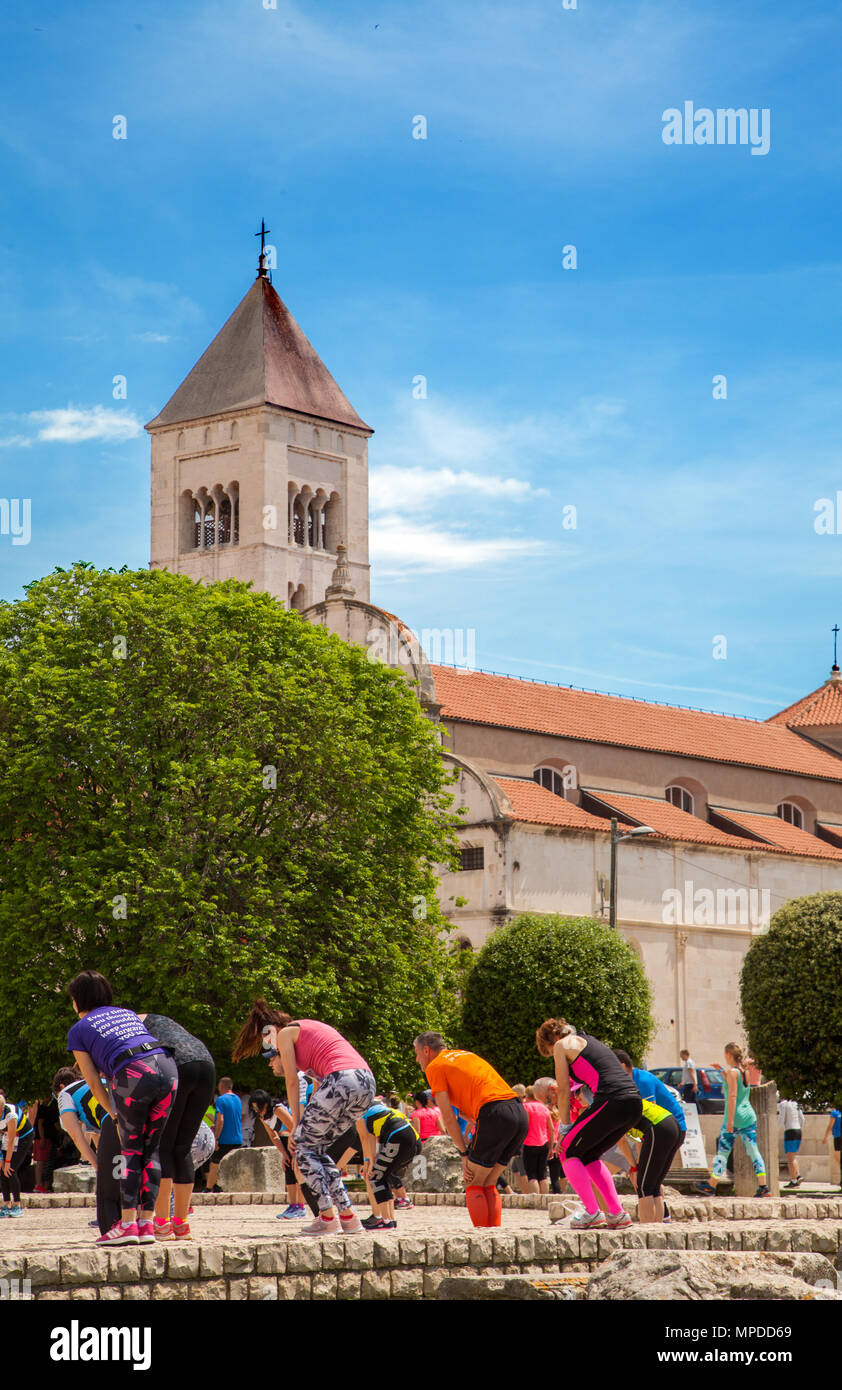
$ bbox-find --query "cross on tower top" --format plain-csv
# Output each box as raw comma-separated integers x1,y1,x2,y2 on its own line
833,624,840,671
255,219,271,278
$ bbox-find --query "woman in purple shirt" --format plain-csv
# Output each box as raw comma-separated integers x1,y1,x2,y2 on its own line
66,970,178,1247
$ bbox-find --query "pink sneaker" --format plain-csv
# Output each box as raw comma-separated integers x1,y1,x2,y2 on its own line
137,1220,156,1244
339,1210,363,1234
96,1221,139,1247
296,1214,341,1237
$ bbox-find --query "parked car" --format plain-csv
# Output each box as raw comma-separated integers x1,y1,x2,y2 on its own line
650,1065,725,1114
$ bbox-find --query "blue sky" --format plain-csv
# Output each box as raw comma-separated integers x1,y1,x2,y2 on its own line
2,0,841,718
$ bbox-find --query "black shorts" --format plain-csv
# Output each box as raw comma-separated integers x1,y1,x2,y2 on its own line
523,1143,549,1182
468,1098,529,1169
637,1116,683,1199
834,1137,841,1153
213,1142,241,1163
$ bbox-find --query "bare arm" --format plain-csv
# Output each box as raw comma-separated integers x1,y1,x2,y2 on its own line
553,1041,571,1125
434,1092,467,1154
277,1027,303,1129
72,1052,115,1120
545,1109,554,1148
59,1110,98,1168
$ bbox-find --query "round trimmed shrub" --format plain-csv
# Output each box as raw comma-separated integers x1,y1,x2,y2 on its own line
459,913,654,1084
741,891,842,1106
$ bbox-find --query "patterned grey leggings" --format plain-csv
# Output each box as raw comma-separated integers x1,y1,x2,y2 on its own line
293,1068,376,1212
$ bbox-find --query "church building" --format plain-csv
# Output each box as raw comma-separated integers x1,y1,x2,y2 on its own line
146,250,842,1066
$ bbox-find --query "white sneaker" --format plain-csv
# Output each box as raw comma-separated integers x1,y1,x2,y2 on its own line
296,1214,341,1237
604,1210,632,1229
338,1210,363,1234
567,1209,606,1229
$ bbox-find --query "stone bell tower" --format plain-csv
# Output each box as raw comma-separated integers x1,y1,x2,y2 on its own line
146,248,373,610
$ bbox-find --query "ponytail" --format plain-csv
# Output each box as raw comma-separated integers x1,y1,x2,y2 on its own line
231,998,293,1062
535,1017,575,1055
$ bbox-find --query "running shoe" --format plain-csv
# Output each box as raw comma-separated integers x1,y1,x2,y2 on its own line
295,1215,341,1237
34,1185,49,1194
172,1221,192,1240
604,1210,632,1229
754,1185,770,1198
95,1221,139,1247
361,1215,388,1230
379,1219,397,1230
7,1206,23,1218
783,1177,802,1189
394,1197,413,1209
277,1204,306,1220
694,1180,716,1196
567,1210,606,1229
137,1221,156,1245
338,1210,363,1234
154,1220,173,1241
662,1213,672,1223
0,1208,9,1217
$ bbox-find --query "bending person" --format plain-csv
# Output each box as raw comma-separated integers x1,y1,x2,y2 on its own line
136,1012,216,1240
0,1090,35,1218
232,1000,375,1237
65,970,179,1247
413,1033,527,1228
536,1018,641,1230
249,1089,319,1219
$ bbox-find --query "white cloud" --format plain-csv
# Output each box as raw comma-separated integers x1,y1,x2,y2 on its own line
370,465,547,514
0,434,32,449
132,331,172,344
370,514,550,575
24,407,143,444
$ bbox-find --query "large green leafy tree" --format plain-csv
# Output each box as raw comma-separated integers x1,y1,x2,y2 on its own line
459,913,654,1083
0,564,460,1095
741,892,842,1106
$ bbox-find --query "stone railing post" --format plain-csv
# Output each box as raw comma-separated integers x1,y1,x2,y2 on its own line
733,1081,779,1196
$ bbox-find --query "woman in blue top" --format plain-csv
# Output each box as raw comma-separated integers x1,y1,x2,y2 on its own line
65,970,179,1247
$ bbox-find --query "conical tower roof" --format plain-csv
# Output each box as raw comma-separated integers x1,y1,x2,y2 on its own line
146,274,372,433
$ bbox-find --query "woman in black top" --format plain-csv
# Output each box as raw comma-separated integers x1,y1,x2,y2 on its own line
137,1013,216,1239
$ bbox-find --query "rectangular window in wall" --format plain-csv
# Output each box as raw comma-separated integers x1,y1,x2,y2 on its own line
459,846,484,871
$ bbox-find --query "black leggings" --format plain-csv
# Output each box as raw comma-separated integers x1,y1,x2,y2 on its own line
637,1116,683,1199
159,1058,216,1185
1,1137,32,1203
278,1134,319,1216
370,1128,417,1205
548,1155,564,1193
96,1116,122,1236
561,1095,643,1167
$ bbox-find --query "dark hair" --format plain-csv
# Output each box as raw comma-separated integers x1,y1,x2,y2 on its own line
613,1049,633,1068
66,970,113,1012
250,1088,275,1118
535,1017,575,1056
411,1091,430,1108
52,1067,79,1094
413,1032,446,1053
231,998,293,1062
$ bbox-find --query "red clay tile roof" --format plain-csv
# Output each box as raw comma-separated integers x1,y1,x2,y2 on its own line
580,790,763,852
709,807,842,860
433,666,842,782
768,677,842,730
493,777,630,832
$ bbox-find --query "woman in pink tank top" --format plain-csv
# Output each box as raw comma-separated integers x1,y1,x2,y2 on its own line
233,1000,376,1237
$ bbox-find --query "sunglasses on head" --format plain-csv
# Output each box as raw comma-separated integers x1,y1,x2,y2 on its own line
261,1025,278,1060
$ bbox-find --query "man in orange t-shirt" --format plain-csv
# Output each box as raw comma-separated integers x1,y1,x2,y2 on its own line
413,1032,527,1228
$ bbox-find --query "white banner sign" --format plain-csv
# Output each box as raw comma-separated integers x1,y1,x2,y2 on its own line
678,1102,707,1168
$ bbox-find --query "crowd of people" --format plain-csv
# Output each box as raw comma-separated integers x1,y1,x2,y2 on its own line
3,975,840,1241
